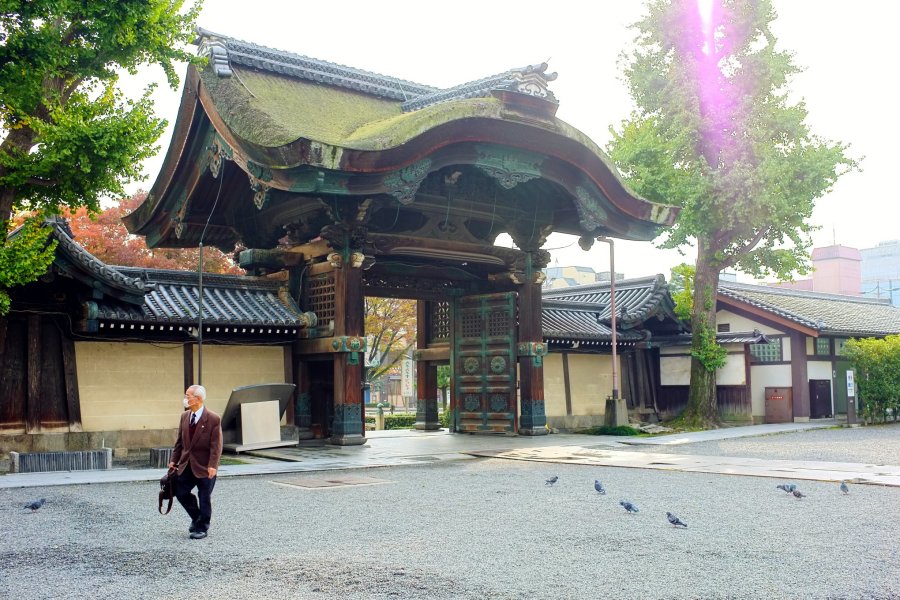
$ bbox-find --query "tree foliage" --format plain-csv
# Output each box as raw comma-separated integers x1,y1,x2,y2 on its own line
0,217,56,314
608,0,857,426
669,262,694,321
0,0,202,310
65,192,241,273
364,297,417,382
844,335,900,424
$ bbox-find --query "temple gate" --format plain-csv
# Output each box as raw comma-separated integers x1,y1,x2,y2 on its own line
124,30,677,445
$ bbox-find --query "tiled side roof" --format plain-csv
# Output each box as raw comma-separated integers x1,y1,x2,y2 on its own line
542,274,677,327
718,282,900,336
95,267,305,327
651,330,771,347
542,300,645,343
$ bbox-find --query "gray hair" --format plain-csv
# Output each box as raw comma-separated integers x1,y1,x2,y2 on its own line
189,385,207,401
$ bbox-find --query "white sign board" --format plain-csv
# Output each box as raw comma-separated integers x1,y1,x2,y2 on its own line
401,357,415,397
846,370,855,397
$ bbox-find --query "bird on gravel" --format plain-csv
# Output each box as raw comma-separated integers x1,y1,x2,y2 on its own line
594,480,606,495
25,498,45,512
792,490,807,499
545,476,559,486
666,512,688,528
840,481,850,495
619,500,639,513
776,483,797,494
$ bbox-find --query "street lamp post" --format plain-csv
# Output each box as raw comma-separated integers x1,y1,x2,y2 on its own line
596,237,618,402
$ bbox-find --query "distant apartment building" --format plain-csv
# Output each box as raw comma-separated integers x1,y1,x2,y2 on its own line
768,244,862,296
861,240,900,306
542,264,624,289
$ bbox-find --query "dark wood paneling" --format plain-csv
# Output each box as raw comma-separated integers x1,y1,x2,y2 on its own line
0,317,26,429
26,315,41,433
40,318,68,426
659,385,750,420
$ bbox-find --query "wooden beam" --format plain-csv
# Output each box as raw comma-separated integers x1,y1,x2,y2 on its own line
718,296,818,337
415,346,450,362
562,352,572,416
61,333,82,432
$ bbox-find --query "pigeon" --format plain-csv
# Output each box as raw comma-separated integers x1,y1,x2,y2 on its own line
840,481,850,495
619,500,639,513
25,498,45,512
776,483,797,494
545,476,559,487
594,480,606,495
666,512,688,528
792,490,807,499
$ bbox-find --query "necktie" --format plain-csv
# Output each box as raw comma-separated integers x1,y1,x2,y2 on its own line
190,413,197,427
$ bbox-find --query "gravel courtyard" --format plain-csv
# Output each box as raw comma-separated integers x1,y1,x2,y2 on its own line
2,425,899,600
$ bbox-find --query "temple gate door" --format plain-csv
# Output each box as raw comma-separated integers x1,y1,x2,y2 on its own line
452,292,517,433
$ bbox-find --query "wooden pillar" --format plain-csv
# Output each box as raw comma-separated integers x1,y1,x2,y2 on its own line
60,333,82,432
330,253,366,445
295,357,314,439
183,343,193,390
26,314,41,433
518,253,547,435
415,300,440,430
790,333,810,421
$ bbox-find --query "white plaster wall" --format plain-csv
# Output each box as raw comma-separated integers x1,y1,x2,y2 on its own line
717,353,746,385
568,354,615,416
717,309,786,336
807,361,833,381
76,342,184,432
660,355,691,386
749,364,792,417
543,353,567,418
192,345,287,415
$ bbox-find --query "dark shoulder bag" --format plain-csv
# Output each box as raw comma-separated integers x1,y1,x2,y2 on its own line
158,468,177,515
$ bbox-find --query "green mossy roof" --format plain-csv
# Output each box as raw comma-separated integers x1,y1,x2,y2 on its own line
199,66,401,147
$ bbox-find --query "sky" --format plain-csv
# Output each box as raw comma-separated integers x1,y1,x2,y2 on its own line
126,0,900,282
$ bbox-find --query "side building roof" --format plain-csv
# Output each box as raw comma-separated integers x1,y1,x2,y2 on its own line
718,281,900,337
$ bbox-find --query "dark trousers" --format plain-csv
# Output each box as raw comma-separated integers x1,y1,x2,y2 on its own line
174,469,217,532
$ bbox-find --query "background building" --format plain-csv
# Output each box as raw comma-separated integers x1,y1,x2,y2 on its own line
861,240,900,306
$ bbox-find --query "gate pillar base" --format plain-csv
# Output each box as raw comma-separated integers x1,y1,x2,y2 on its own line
330,434,366,446
415,399,441,430
414,422,441,431
518,426,549,436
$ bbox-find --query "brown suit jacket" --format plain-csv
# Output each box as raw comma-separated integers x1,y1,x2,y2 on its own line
171,408,223,478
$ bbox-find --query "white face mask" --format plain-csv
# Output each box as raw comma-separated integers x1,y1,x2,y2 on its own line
183,397,190,409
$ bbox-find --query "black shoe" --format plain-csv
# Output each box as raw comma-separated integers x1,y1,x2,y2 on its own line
189,521,198,533
189,530,207,540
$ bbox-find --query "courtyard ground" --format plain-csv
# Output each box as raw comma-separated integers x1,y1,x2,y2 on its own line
2,423,898,599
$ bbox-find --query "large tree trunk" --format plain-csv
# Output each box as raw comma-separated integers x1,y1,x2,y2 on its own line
682,251,721,427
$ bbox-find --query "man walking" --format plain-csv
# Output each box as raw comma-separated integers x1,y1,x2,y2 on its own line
168,384,223,539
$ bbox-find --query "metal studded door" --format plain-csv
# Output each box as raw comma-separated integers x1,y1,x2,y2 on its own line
452,292,517,433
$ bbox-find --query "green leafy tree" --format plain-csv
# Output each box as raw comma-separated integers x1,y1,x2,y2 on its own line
0,0,202,314
607,0,857,426
844,335,900,424
364,297,416,382
669,262,694,321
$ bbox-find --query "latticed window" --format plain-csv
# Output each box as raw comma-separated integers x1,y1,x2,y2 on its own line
461,312,482,339
749,339,783,363
488,309,509,337
430,301,450,343
815,337,831,356
305,272,336,325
